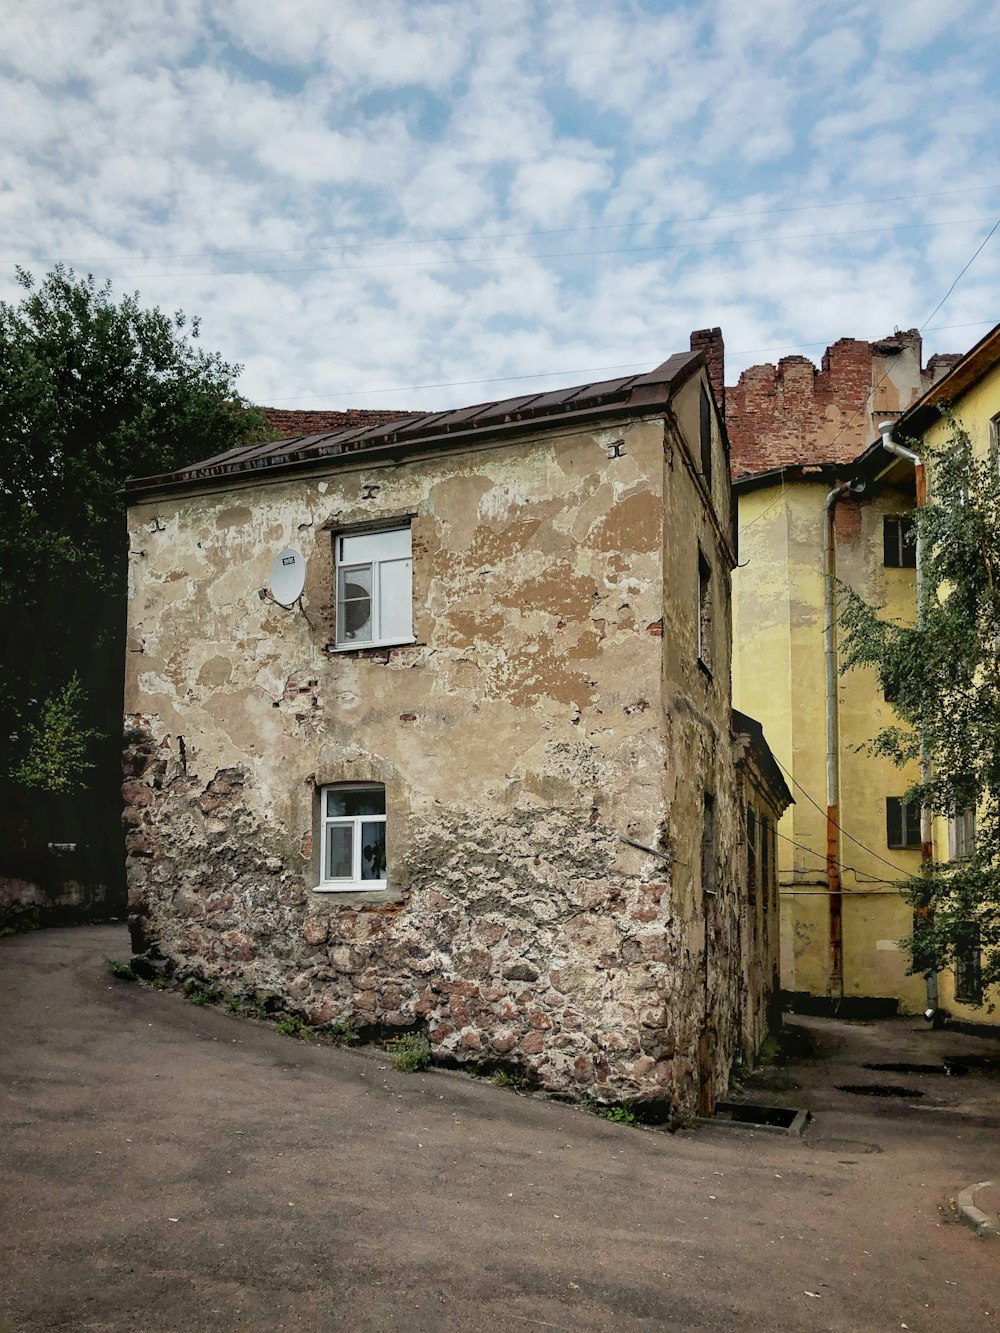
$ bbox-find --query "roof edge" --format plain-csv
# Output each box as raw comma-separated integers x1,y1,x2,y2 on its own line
126,347,708,502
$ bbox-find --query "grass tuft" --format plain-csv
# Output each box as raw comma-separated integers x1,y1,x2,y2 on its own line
385,1033,431,1073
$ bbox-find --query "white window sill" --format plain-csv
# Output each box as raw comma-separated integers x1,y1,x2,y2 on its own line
311,885,402,907
315,883,389,892
329,637,416,654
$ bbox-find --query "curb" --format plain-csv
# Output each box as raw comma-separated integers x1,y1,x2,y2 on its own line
956,1182,999,1239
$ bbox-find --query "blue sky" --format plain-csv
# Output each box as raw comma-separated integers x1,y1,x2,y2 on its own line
2,0,999,413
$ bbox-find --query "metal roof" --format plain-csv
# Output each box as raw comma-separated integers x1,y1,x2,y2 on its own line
124,350,705,500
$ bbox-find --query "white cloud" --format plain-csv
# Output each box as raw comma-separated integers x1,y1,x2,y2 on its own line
0,0,997,418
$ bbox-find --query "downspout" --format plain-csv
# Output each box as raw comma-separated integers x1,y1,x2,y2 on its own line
824,481,851,1003
878,421,938,1020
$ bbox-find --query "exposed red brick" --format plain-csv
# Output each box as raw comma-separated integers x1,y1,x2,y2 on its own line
261,407,421,439
726,329,957,478
690,327,725,414
835,497,864,541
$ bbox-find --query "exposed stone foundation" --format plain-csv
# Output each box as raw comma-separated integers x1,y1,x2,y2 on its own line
124,718,707,1111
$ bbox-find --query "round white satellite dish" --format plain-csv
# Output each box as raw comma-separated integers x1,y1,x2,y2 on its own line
269,548,306,606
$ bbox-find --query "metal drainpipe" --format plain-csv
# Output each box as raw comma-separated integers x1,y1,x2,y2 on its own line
877,421,938,1020
824,481,851,1003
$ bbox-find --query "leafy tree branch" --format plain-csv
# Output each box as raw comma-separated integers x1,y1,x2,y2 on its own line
839,420,1000,1002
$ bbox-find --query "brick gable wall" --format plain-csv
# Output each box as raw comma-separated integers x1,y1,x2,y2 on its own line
726,331,960,477
262,407,421,439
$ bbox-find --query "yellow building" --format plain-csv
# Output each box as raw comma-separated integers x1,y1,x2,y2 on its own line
852,320,1000,1022
731,324,1000,1021
733,463,925,1012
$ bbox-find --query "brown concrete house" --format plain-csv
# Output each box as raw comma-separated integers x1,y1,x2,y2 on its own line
122,331,789,1116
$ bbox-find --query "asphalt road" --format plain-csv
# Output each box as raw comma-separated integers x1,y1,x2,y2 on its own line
2,926,998,1332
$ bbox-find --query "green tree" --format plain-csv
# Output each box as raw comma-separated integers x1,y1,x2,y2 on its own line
0,266,269,889
839,421,1000,1004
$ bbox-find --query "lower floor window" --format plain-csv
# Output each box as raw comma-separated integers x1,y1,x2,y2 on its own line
954,929,983,1005
319,784,386,889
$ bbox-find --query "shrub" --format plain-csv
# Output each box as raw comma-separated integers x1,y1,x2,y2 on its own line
386,1033,431,1072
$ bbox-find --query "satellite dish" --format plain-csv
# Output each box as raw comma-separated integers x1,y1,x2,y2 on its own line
269,547,306,606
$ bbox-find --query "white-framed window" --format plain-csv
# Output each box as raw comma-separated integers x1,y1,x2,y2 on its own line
334,526,413,649
318,784,387,890
950,808,976,860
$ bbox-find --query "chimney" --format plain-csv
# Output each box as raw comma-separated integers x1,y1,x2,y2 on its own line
690,327,725,416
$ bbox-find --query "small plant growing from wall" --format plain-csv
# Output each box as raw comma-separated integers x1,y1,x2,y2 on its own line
385,1034,431,1072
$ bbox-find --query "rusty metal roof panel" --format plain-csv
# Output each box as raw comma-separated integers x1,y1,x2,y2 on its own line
126,345,707,498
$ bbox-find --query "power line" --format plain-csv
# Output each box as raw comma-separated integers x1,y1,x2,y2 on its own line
772,827,901,886
263,320,995,404
6,181,999,267
20,215,996,283
919,217,1000,331
771,754,913,877
791,214,1000,464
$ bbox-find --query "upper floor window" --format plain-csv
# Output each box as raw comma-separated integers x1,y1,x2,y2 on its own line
886,796,921,849
950,809,976,860
334,526,413,649
746,807,758,906
697,549,713,674
883,515,916,568
318,784,387,890
699,385,713,490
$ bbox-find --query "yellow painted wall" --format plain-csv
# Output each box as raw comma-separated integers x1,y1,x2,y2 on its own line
734,477,925,1010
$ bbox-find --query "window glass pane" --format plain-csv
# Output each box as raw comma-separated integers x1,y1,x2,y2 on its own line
378,557,413,641
324,824,353,879
337,564,373,643
883,518,900,567
360,821,387,880
326,786,385,817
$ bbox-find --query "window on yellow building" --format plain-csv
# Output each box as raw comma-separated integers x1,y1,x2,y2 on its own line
886,797,921,849
883,515,916,568
950,809,976,860
954,927,983,1004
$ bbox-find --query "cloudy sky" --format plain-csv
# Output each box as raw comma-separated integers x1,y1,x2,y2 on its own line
3,0,999,412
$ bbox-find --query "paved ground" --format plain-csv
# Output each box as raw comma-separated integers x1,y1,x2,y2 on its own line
2,926,999,1332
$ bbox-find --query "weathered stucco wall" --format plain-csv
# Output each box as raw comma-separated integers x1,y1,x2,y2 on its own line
124,383,764,1112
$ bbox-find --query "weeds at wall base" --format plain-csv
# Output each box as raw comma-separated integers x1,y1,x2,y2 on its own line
125,956,694,1124
106,957,137,982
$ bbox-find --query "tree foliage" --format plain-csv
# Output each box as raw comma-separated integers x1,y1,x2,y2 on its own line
0,265,268,810
839,421,1000,1003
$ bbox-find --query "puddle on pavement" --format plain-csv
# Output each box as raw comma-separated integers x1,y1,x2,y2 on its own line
836,1083,924,1098
810,1137,882,1155
863,1061,941,1076
863,1056,1000,1077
